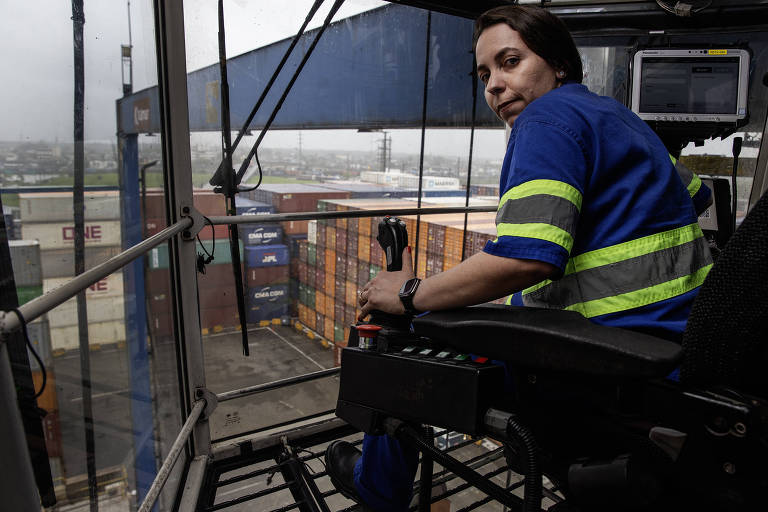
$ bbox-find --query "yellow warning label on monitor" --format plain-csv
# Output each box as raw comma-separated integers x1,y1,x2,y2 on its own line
708,49,728,55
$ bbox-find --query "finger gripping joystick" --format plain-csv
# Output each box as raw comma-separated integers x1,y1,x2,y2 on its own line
377,216,409,271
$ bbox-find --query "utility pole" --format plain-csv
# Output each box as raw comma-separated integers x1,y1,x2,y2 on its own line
378,131,390,173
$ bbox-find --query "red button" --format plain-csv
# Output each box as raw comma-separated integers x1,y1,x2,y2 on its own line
474,357,488,364
356,324,382,336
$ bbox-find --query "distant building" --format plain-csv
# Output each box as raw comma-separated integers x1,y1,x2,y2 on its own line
359,170,459,189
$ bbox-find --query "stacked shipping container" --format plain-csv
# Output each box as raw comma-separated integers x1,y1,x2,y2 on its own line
19,191,125,353
293,197,498,364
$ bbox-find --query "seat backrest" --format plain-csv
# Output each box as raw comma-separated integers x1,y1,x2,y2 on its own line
681,190,768,397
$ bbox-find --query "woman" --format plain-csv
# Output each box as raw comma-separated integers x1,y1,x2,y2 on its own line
327,5,712,511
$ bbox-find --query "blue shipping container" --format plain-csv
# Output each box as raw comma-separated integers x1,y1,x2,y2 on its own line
247,284,290,307
235,196,273,216
245,244,289,268
247,303,289,324
241,225,283,245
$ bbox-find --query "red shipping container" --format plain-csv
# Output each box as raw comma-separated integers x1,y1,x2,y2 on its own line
150,312,173,338
316,312,324,333
347,232,358,260
333,344,343,367
246,265,289,287
357,260,370,287
298,261,308,284
42,411,62,458
317,223,327,248
316,268,326,294
199,285,239,309
335,254,347,281
307,266,316,289
344,304,356,326
335,277,345,302
282,220,309,235
145,217,229,239
335,230,347,256
144,189,227,218
200,306,239,330
299,241,308,263
346,256,358,284
348,217,358,233
334,301,344,323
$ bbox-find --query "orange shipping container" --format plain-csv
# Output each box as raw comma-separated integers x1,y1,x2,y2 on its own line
32,369,57,413
357,234,371,262
325,248,336,276
316,292,326,317
345,280,357,308
326,226,336,250
324,317,334,341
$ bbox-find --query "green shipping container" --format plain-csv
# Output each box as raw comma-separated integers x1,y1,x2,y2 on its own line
16,285,43,306
334,323,344,343
148,239,243,269
307,244,317,266
369,265,381,282
307,288,316,310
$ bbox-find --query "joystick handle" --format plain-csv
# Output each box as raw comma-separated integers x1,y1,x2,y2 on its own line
377,216,409,272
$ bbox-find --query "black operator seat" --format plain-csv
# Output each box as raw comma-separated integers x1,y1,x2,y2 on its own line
412,305,682,380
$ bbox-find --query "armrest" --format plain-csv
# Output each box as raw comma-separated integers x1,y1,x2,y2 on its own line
412,305,682,379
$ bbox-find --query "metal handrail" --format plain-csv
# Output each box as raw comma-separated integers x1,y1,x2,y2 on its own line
0,217,192,337
138,399,207,512
207,205,497,225
217,367,340,403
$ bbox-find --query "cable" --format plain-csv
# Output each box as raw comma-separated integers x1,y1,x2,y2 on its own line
208,0,327,188
655,1,712,17
731,136,742,234
9,308,47,400
235,0,347,186
196,215,216,274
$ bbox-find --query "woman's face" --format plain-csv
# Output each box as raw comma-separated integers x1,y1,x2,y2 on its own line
475,23,560,128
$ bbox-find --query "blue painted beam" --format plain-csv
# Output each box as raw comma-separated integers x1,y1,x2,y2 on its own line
117,4,497,135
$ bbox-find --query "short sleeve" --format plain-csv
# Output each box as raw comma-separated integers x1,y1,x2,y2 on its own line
483,118,588,273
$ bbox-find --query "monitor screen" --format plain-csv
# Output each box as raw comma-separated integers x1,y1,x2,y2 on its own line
631,49,749,123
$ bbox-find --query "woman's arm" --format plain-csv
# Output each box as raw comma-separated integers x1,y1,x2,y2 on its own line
358,247,558,320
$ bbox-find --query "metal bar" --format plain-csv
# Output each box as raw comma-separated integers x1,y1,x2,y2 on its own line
138,399,206,512
177,455,209,511
208,482,295,511
206,206,496,226
155,0,212,461
462,55,480,262
0,218,191,336
217,367,339,403
413,10,432,274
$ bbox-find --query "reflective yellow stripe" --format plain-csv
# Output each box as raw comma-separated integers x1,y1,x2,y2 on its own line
567,223,703,275
669,154,677,164
497,222,574,250
499,179,582,212
564,263,712,318
687,172,702,197
523,278,551,295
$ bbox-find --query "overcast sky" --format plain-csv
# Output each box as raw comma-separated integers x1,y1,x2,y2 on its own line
0,0,750,162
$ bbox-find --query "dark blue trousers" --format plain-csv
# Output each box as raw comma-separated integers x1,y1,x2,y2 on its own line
353,434,420,511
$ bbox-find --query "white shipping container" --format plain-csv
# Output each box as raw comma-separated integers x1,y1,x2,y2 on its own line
9,240,42,287
47,296,125,329
307,220,317,245
40,246,122,278
43,272,124,299
50,320,126,352
22,221,122,250
19,191,120,222
45,274,125,328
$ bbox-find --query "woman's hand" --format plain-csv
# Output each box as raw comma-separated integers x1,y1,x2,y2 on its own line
358,246,414,320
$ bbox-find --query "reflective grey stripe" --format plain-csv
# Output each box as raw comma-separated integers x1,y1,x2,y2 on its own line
675,160,694,189
496,194,580,237
522,235,712,309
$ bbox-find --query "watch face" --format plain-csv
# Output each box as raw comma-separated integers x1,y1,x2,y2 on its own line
399,278,420,297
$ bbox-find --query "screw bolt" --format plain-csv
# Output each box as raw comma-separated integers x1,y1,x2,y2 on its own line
182,206,190,215
723,462,736,475
734,422,747,435
183,230,191,238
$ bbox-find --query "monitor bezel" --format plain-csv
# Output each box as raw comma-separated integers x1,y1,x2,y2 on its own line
630,48,750,124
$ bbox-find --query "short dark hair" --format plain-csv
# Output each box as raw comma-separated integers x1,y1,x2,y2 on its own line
473,5,583,84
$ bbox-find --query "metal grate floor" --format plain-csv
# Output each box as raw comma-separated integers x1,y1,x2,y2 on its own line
198,423,564,512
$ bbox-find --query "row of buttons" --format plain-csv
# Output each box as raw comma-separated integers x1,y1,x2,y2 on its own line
400,346,489,364
653,115,721,122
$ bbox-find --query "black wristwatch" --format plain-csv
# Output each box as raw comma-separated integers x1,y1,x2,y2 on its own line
399,278,422,316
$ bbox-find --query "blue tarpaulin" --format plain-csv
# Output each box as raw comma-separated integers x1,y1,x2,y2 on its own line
117,4,499,135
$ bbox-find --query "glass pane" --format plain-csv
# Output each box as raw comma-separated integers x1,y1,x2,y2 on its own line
1,2,184,510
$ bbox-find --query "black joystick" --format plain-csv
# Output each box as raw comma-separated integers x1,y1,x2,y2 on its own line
368,216,411,331
377,216,409,271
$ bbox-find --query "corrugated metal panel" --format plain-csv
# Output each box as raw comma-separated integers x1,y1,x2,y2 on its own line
116,4,497,135
40,246,122,278
19,191,120,222
50,320,126,352
21,221,122,250
46,295,125,329
8,240,42,286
